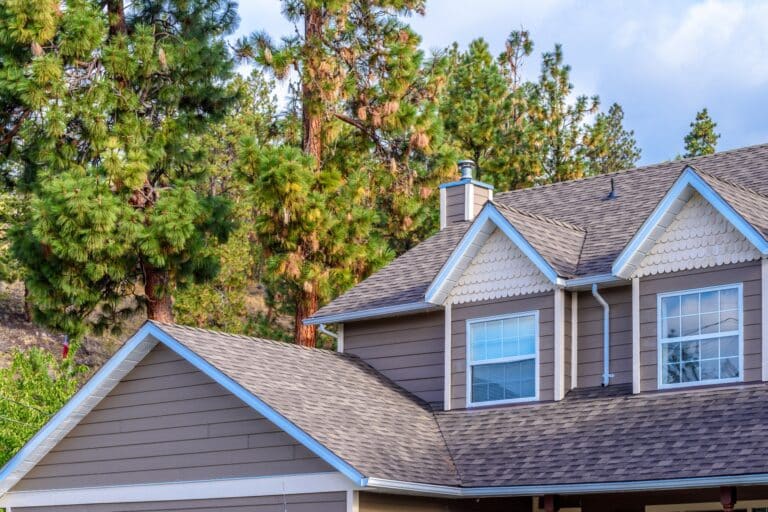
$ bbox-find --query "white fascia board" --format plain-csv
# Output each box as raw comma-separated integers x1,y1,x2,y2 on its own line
612,166,768,278
364,472,768,498
564,274,623,288
0,323,366,497
304,302,437,325
0,472,355,507
425,204,561,305
0,323,159,495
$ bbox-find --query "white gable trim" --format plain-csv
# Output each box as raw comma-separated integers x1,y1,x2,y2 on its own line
0,323,366,497
613,167,768,278
0,472,354,507
426,203,562,305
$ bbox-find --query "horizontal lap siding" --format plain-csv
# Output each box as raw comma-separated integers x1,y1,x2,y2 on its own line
564,294,573,392
576,286,633,388
639,260,762,392
344,311,445,407
14,345,332,492
445,186,466,225
451,293,554,409
15,492,346,512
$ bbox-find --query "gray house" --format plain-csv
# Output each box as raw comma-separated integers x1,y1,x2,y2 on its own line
4,145,768,511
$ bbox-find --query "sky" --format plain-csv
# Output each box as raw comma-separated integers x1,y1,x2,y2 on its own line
233,0,768,165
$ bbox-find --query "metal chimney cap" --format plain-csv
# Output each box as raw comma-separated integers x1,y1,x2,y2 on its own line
458,160,476,180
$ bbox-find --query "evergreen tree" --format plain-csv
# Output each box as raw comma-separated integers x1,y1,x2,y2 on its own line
238,0,453,345
584,103,641,174
3,0,238,339
683,108,720,157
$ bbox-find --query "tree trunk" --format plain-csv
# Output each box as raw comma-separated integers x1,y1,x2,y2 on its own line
106,0,128,36
144,263,174,323
294,289,318,347
292,5,325,347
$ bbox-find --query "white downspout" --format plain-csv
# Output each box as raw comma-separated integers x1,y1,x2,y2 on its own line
591,284,613,387
319,324,342,351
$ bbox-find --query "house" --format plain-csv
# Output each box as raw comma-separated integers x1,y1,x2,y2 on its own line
4,145,768,511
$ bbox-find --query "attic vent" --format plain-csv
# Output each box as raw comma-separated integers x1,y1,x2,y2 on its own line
458,159,476,180
604,177,618,200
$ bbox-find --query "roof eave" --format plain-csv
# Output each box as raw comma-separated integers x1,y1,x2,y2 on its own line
304,301,439,325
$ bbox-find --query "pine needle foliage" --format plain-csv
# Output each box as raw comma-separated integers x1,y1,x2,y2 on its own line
683,108,720,158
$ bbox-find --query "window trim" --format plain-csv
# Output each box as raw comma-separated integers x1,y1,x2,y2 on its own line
466,311,540,407
656,282,744,390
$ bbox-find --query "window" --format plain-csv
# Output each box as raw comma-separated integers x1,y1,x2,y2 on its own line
657,284,742,388
467,312,538,405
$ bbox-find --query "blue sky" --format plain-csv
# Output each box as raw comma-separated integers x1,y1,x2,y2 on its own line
234,0,768,165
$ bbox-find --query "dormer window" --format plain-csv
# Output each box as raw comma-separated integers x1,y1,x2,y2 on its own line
658,284,743,388
467,312,539,406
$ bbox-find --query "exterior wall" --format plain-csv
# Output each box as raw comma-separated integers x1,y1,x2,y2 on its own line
564,292,573,392
360,491,529,512
451,292,554,409
473,185,491,217
639,260,762,391
445,185,466,225
14,492,346,512
576,286,633,388
14,344,332,492
344,311,445,407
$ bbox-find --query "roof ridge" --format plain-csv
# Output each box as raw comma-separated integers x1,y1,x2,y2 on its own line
693,166,768,201
149,321,340,357
494,141,768,199
494,201,587,233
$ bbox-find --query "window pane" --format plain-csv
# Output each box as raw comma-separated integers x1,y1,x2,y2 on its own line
682,361,700,382
485,320,502,341
665,364,681,384
720,336,738,357
662,342,681,364
681,341,699,362
681,315,699,337
471,359,536,403
701,359,719,380
700,290,719,313
663,316,681,338
681,293,699,315
720,288,738,310
720,310,738,332
700,312,719,334
720,357,739,379
700,339,719,359
662,296,680,318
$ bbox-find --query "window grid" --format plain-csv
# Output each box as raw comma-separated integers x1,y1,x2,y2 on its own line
657,283,743,389
467,311,538,406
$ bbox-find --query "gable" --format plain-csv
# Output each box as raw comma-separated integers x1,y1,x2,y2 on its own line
634,191,761,278
12,344,333,492
449,229,553,304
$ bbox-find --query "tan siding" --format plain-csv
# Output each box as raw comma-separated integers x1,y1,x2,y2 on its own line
445,185,466,224
451,292,554,409
344,311,445,406
360,491,529,512
473,186,490,217
15,492,346,512
14,345,333,492
639,260,762,391
576,286,633,388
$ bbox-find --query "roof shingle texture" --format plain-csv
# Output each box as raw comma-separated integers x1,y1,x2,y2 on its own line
151,322,459,486
437,383,768,487
314,143,768,319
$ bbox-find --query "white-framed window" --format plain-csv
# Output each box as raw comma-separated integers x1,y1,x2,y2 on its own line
657,283,743,389
466,311,539,406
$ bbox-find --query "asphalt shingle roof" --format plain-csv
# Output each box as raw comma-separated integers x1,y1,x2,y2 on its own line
313,143,768,320
151,322,459,486
146,324,768,488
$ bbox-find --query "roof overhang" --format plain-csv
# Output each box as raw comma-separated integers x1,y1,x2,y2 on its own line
425,203,564,305
0,322,366,496
304,301,439,325
612,166,768,279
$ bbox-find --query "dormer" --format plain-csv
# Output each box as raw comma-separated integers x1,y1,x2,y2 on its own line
439,160,494,229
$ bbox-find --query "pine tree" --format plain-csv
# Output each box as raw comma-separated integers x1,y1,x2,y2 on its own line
238,0,453,345
683,108,720,158
584,103,641,174
4,0,238,339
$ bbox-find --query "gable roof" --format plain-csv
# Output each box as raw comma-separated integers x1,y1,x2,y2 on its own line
310,143,768,323
6,323,768,497
0,322,458,495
